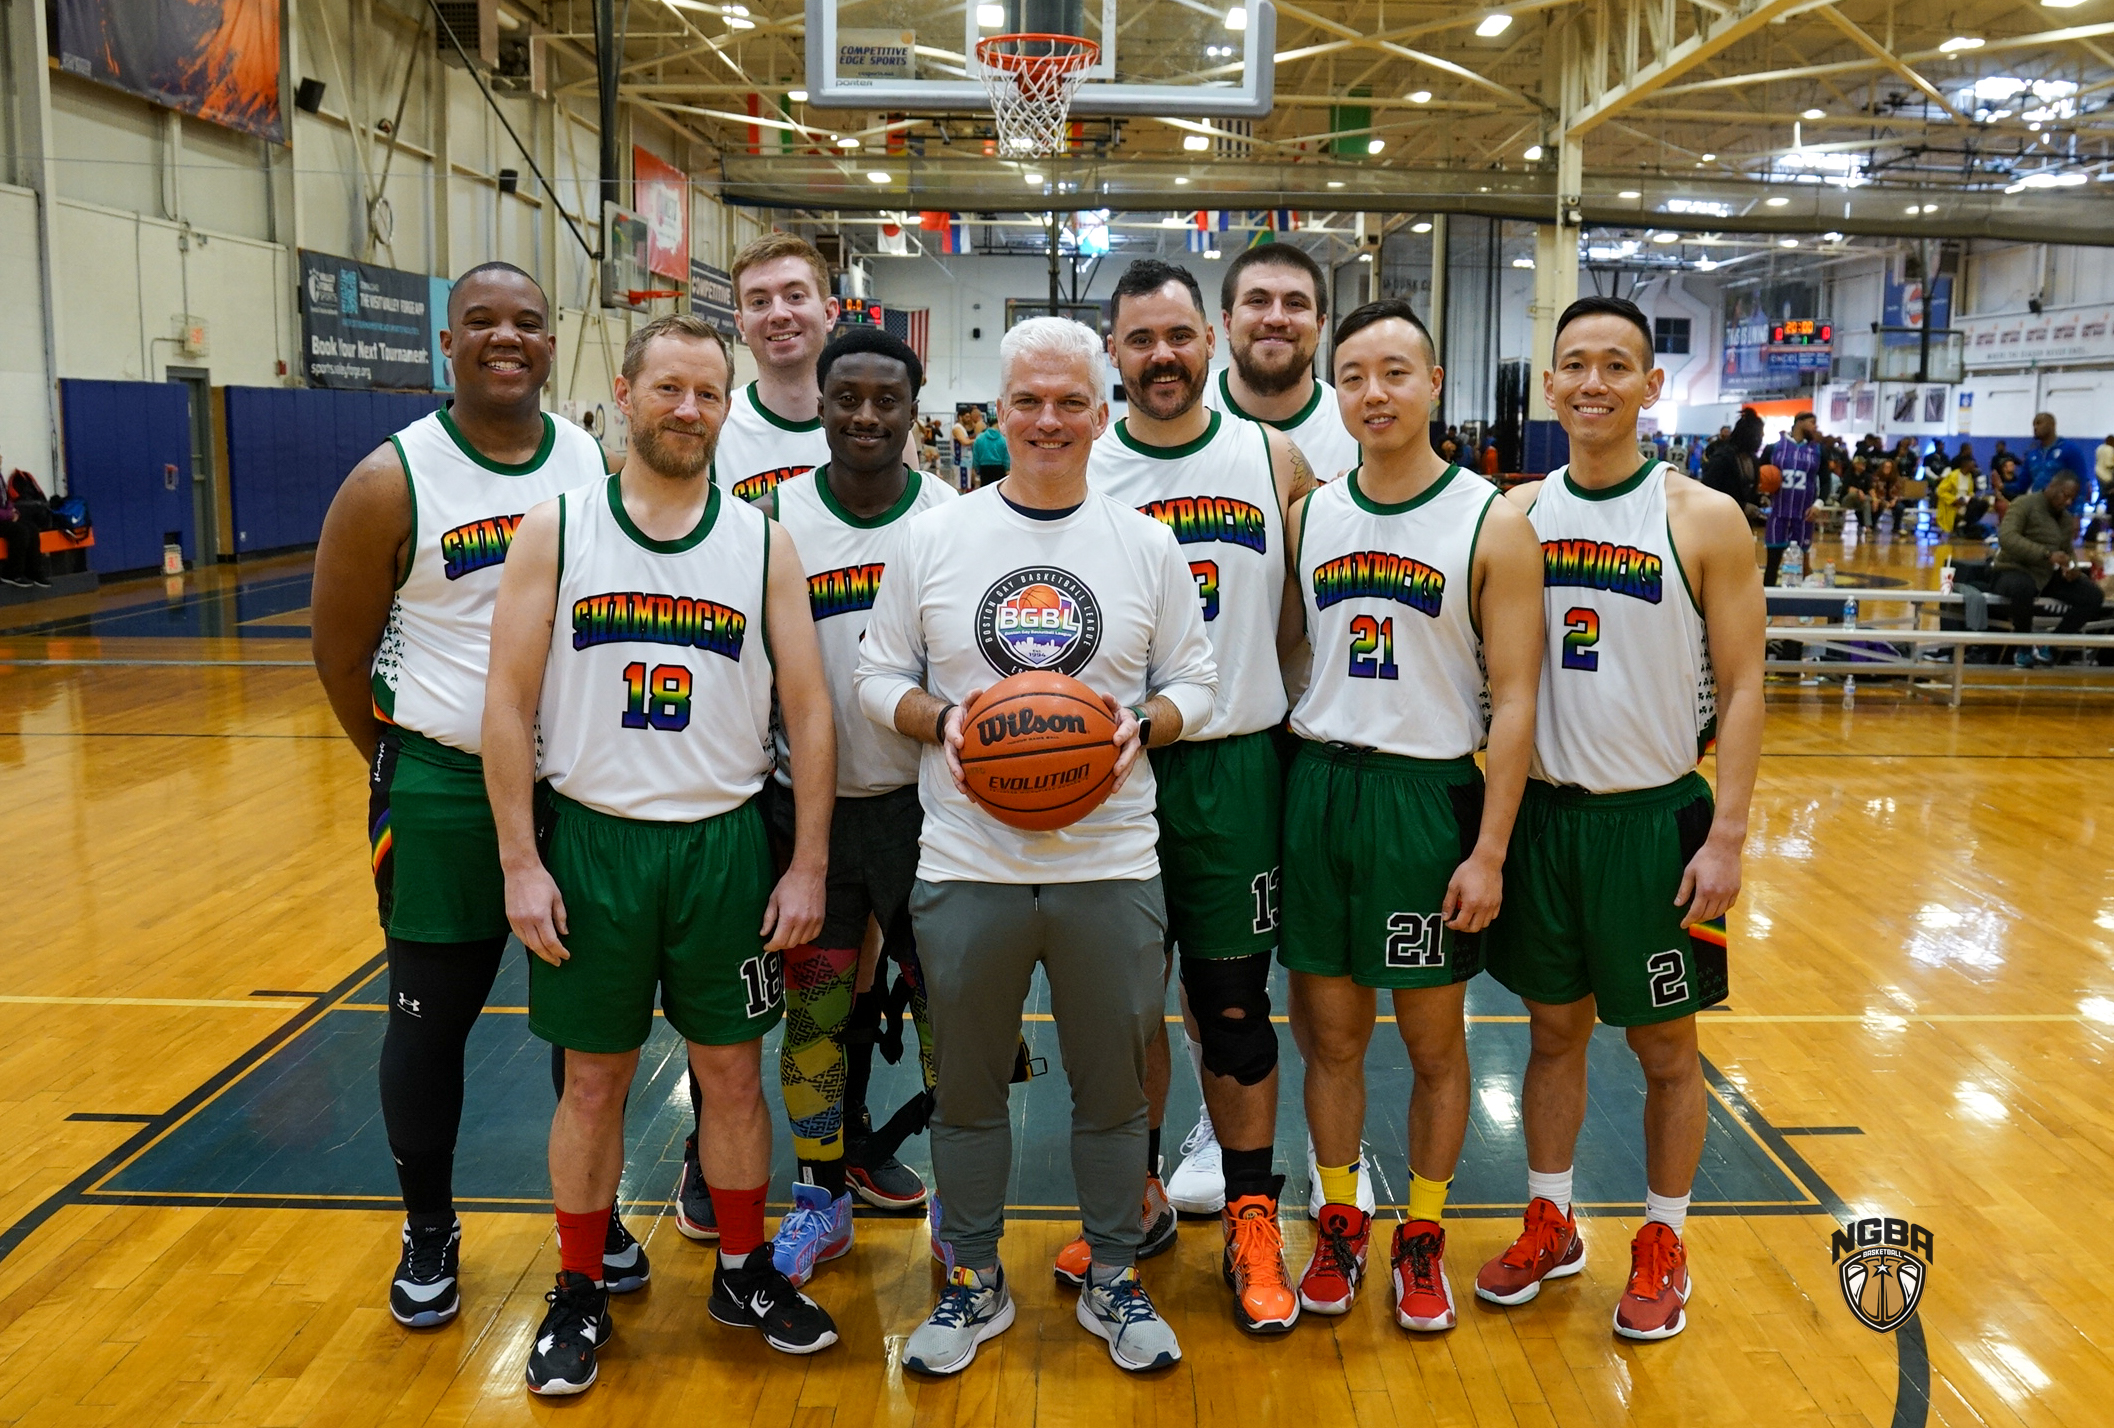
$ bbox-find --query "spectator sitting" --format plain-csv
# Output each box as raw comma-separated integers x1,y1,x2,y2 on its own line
0,469,52,589
1992,469,2104,666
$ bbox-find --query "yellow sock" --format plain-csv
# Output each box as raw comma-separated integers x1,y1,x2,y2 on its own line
1407,1173,1452,1224
1317,1162,1360,1208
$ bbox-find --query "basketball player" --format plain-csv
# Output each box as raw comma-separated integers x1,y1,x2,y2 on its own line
749,324,953,1286
1203,244,1361,483
1085,258,1313,1334
712,232,837,502
484,314,839,1394
310,263,641,1330
855,316,1217,1375
1478,295,1764,1342
1282,299,1544,1333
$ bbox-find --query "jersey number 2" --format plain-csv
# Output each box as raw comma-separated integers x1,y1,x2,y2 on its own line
622,662,692,732
1562,607,1601,671
1348,615,1398,680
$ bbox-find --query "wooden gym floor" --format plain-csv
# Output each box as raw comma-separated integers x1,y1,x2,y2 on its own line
0,539,2110,1426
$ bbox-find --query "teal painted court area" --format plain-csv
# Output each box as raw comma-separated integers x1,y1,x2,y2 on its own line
82,954,1839,1221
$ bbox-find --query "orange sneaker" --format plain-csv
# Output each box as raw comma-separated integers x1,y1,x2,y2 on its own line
1475,1197,1585,1306
1297,1203,1370,1314
1389,1219,1457,1332
1613,1222,1690,1340
1054,1176,1178,1288
1221,1180,1298,1334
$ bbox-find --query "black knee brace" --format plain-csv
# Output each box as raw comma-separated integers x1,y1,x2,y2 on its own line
1179,951,1277,1086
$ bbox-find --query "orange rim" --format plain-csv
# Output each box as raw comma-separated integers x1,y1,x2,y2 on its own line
975,32,1099,77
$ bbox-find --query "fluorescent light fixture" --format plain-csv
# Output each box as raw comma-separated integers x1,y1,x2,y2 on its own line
1475,13,1513,37
1183,134,1211,151
1327,180,1346,188
1701,152,1716,161
1409,90,1432,103
1204,248,1221,259
2045,0,2087,7
1024,171,1044,184
1939,36,1984,53
1368,137,1386,154
725,3,753,28
976,3,1004,27
1358,253,1373,263
1225,4,1247,30
2019,170,2088,188
865,171,890,183
1778,237,1798,247
1175,175,1190,184
1695,259,1718,271
1511,256,1535,268
1524,143,1544,160
1161,216,1186,227
1651,231,1678,243
1411,220,1433,233
1764,196,1789,207
837,136,860,149
1823,231,1843,241
1922,202,1939,212
1618,189,1641,199
787,89,807,102
1802,108,1826,120
1904,203,1922,214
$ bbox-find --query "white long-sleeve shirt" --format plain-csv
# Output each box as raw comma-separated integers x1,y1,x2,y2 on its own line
855,484,1218,884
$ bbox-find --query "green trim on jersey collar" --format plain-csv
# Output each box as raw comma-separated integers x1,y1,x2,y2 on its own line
1347,462,1459,515
435,405,556,475
814,463,922,528
746,382,823,433
1563,457,1657,502
1114,407,1221,459
1216,369,1325,431
605,471,721,553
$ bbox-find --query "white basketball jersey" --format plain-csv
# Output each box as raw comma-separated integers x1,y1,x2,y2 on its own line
711,382,830,503
773,465,955,797
1290,465,1498,759
1526,461,1717,793
1089,409,1286,740
1208,370,1362,484
371,408,606,755
538,475,776,822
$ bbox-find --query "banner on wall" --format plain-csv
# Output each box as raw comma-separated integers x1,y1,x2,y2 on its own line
54,0,284,142
634,149,690,284
687,260,738,340
1959,301,2114,371
1881,277,1952,345
300,252,437,391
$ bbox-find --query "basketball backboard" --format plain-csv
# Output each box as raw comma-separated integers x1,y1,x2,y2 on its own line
805,0,1275,118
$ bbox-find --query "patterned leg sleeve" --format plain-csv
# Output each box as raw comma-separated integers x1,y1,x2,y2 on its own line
780,943,858,1162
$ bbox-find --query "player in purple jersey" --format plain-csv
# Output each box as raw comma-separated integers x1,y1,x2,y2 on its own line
1762,412,1821,584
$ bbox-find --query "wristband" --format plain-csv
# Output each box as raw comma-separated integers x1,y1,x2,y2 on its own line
935,702,957,746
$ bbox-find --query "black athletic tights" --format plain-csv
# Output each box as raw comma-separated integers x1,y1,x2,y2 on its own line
379,933,509,1223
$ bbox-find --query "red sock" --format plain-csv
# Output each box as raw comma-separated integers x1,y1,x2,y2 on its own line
555,1205,608,1281
709,1183,768,1258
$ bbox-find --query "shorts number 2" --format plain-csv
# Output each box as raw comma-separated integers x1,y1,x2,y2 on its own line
1646,949,1689,1008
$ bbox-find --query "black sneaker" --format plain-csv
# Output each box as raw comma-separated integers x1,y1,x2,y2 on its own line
388,1217,461,1328
845,1137,929,1210
708,1257,840,1354
603,1206,650,1293
676,1135,718,1241
524,1270,610,1396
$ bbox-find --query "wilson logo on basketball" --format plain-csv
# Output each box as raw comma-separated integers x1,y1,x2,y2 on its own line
1831,1216,1933,1333
977,709,1089,746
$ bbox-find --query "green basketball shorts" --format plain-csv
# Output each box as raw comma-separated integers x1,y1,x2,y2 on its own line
1278,740,1485,990
1483,772,1729,1027
529,791,780,1052
1150,728,1285,959
369,729,510,943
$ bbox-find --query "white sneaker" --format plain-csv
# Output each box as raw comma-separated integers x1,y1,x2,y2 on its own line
1164,1113,1225,1215
1305,1133,1376,1220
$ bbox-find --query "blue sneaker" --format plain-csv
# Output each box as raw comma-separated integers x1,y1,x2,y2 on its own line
771,1183,853,1288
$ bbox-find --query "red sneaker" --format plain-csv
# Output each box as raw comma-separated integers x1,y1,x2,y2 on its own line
1297,1203,1370,1315
1475,1197,1586,1306
1613,1222,1691,1341
1390,1219,1457,1331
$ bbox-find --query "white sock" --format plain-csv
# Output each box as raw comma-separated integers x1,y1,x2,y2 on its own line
1183,1034,1213,1137
1526,1167,1573,1217
1644,1190,1690,1235
719,1249,750,1270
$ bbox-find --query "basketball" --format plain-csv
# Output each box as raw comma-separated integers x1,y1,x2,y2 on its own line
1759,462,1783,495
958,671,1120,831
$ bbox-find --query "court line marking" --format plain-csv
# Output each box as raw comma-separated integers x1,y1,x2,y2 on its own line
0,995,316,1010
325,1004,2103,1025
0,731,339,739
0,659,313,667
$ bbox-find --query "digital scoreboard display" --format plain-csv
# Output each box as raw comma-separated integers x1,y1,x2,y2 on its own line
1770,319,1833,346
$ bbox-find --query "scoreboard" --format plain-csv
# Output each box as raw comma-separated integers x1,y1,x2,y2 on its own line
1771,319,1833,346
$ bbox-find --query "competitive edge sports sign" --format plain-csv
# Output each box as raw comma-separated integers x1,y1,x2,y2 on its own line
299,251,442,391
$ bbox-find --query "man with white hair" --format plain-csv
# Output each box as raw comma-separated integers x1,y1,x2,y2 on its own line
855,317,1218,1376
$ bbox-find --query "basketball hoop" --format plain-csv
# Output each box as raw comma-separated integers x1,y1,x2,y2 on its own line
627,289,684,304
975,33,1099,159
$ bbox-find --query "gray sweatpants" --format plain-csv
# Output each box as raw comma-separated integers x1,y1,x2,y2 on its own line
910,877,1168,1272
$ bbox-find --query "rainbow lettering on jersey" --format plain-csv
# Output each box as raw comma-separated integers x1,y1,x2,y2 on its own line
1138,496,1268,553
1312,550,1445,618
731,465,815,502
808,563,885,621
1540,539,1663,604
440,514,525,580
571,591,747,660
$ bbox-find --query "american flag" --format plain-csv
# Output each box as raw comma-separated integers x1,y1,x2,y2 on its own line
883,307,929,366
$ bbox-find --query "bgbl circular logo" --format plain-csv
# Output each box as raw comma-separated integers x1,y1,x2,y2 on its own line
976,567,1101,676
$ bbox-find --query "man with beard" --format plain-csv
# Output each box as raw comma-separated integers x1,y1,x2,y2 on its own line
484,314,841,1393
311,262,632,1330
1083,259,1312,1334
714,233,838,502
1206,244,1362,484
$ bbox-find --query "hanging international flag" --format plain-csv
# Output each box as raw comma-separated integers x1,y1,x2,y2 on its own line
918,211,972,254
878,221,909,256
1192,210,1230,232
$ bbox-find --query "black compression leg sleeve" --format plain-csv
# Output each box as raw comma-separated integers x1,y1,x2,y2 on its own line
379,934,508,1222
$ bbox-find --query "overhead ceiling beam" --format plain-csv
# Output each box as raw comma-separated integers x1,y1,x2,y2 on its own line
1566,0,1813,138
1657,20,2114,97
1815,7,1971,125
1271,0,1534,106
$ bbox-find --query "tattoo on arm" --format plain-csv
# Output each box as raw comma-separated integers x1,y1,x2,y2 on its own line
1286,442,1318,502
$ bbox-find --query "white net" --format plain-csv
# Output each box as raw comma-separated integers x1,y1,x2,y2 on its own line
975,35,1098,159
